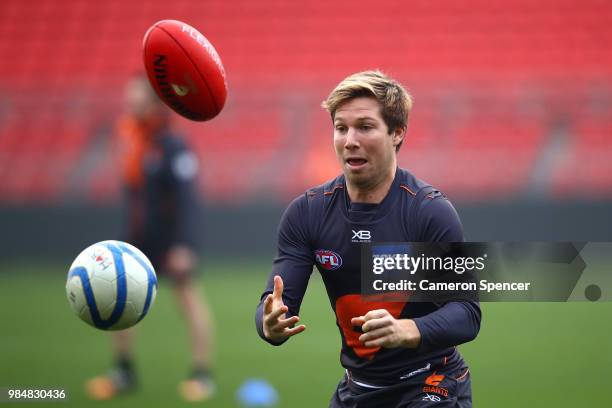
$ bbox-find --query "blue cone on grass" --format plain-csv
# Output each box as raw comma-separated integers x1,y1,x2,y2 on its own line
237,378,279,407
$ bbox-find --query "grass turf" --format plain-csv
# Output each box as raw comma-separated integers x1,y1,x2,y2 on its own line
0,259,610,407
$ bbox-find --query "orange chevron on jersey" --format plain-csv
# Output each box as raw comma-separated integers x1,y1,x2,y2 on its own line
335,294,405,360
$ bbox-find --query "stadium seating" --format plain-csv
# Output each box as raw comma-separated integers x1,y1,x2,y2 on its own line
0,0,610,203
551,117,612,197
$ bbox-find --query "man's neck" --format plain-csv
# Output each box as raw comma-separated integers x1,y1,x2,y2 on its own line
346,166,397,204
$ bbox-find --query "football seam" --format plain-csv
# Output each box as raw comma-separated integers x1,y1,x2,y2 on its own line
154,24,220,115
143,28,159,98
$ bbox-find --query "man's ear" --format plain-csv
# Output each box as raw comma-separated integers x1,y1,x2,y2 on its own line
392,126,405,148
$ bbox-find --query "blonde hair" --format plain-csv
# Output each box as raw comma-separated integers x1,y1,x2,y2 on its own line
322,70,413,151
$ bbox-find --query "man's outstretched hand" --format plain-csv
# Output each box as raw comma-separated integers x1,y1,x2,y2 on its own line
262,275,306,344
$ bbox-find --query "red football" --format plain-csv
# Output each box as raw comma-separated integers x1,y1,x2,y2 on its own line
143,20,228,121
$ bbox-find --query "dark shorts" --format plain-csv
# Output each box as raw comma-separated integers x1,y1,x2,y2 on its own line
329,365,472,408
135,243,197,285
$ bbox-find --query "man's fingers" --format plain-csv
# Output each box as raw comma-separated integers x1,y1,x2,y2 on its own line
284,324,306,337
364,337,386,348
364,309,389,321
351,309,390,332
263,294,274,315
362,316,392,333
266,316,304,342
276,315,300,330
359,326,392,343
272,275,284,301
266,313,299,331
263,276,305,342
265,304,288,323
263,304,288,327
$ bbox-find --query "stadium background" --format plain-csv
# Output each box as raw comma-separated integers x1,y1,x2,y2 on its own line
0,0,610,406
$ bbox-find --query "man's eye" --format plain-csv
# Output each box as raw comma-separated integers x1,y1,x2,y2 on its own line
335,125,347,132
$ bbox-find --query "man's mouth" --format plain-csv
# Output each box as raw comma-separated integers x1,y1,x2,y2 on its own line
346,158,368,167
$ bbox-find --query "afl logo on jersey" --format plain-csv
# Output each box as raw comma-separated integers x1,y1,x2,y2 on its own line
315,249,343,271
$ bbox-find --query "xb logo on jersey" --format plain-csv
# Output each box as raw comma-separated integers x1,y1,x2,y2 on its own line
315,250,343,271
352,229,371,242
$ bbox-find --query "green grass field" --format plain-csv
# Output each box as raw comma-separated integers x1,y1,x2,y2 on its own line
1,259,611,407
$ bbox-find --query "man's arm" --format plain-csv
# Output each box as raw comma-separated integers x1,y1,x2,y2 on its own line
353,301,481,351
412,301,481,352
166,147,200,280
170,148,199,249
255,194,314,345
416,192,464,242
353,194,481,350
412,195,481,351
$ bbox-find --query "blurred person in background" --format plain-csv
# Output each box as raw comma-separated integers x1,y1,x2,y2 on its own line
256,71,480,407
86,75,215,402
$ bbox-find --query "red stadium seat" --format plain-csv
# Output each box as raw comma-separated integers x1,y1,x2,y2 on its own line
0,0,610,202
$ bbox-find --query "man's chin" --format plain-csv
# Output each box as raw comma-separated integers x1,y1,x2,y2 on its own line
344,169,369,186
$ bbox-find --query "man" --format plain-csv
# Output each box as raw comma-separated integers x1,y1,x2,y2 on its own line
255,71,481,407
87,76,215,402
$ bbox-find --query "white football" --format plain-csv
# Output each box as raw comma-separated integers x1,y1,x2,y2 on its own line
66,240,157,330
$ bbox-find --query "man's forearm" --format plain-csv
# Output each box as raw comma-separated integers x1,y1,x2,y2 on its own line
412,301,481,353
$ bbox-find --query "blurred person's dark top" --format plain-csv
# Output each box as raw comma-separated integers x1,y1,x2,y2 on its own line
116,114,199,266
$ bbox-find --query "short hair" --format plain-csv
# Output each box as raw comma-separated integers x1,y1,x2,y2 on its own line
322,70,413,151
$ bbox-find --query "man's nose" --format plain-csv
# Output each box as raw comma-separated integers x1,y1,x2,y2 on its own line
344,128,359,149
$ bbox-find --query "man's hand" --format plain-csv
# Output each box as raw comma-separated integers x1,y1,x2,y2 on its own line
351,309,421,349
262,275,306,344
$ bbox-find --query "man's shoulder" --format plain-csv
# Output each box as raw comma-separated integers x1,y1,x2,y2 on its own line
396,168,463,241
396,167,451,202
396,167,435,196
283,174,345,221
304,174,345,197
395,167,457,221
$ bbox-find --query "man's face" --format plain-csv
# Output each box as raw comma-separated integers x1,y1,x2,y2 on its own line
333,97,403,188
124,78,165,121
